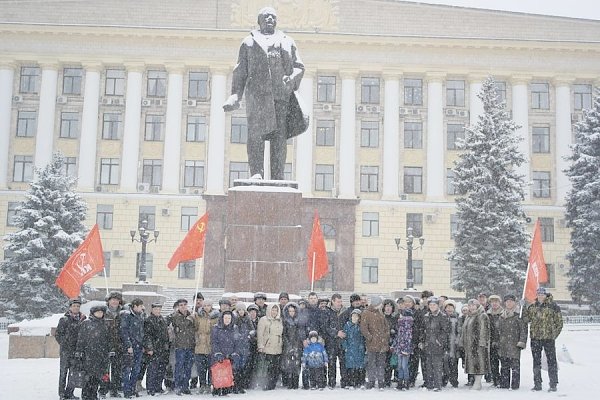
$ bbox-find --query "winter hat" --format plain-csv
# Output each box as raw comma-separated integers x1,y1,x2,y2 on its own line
195,292,204,301
247,304,259,312
131,298,144,307
219,298,231,306
106,291,123,304
503,294,517,302
488,295,502,302
536,287,548,295
443,299,456,309
383,299,396,309
90,304,107,315
370,295,383,307
254,292,267,301
176,298,188,305
318,298,329,305
279,292,289,300
403,295,415,305
235,302,247,312
308,330,319,339
421,290,434,299
478,293,488,298
151,302,163,309
351,309,362,316
69,298,82,306
428,296,439,304
350,293,361,303
467,298,479,306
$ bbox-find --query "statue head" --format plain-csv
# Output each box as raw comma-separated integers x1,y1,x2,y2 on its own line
257,7,277,35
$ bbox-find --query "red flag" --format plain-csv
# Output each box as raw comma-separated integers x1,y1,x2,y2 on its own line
167,212,208,270
56,224,105,298
523,219,549,303
307,210,328,283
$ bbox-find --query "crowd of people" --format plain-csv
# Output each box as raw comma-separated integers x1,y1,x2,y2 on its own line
54,287,563,400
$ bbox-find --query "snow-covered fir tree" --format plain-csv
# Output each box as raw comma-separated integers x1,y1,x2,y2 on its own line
0,153,88,321
565,89,600,312
448,77,529,299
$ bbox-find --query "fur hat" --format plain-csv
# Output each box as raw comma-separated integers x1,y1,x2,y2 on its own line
350,293,361,303
247,304,259,312
503,294,517,302
69,298,82,306
351,309,362,316
370,295,383,307
218,299,231,306
235,302,247,312
536,287,548,295
254,292,267,301
403,295,415,304
443,299,456,309
308,330,318,339
105,291,123,304
90,304,107,315
278,292,289,300
488,295,502,302
151,302,163,309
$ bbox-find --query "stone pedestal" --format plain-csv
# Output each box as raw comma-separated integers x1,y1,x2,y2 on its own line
224,182,306,293
121,283,166,309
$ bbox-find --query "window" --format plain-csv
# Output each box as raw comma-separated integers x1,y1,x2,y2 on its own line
361,258,378,283
543,264,555,289
142,159,162,187
532,171,551,198
317,76,336,103
96,204,114,230
531,83,550,110
186,115,206,142
403,167,422,194
361,77,380,104
494,81,507,103
322,222,336,239
573,84,592,111
60,112,79,138
532,126,550,153
184,160,204,188
540,217,554,242
450,261,460,285
136,252,153,279
315,164,334,191
362,212,379,237
446,80,465,107
63,68,83,95
7,202,19,227
407,213,423,237
144,114,163,141
139,206,156,230
178,261,196,279
450,214,459,239
147,70,167,97
447,123,465,150
404,121,422,149
404,78,423,106
181,206,198,231
62,157,77,177
16,111,36,137
98,251,111,277
188,72,208,100
99,158,119,185
316,120,335,146
231,117,248,144
229,162,249,187
105,69,125,96
284,163,292,181
20,67,40,93
102,113,121,140
360,166,379,192
13,155,33,182
412,259,423,285
447,169,458,195
360,120,379,147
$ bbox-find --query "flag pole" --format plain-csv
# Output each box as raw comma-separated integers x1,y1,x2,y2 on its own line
103,267,109,296
193,257,204,308
519,262,530,319
310,251,316,292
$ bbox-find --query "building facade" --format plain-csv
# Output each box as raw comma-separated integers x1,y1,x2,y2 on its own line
1,0,600,300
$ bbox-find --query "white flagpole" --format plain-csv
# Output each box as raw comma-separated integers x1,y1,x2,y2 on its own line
193,257,204,309
103,267,109,296
310,251,316,292
520,262,531,319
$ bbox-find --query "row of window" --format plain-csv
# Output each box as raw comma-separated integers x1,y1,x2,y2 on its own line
90,251,196,280
16,66,594,111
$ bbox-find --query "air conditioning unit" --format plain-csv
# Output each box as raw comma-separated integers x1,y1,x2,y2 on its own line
368,105,381,114
558,218,567,228
571,113,583,122
95,185,103,192
425,213,437,223
101,97,111,105
150,186,160,193
161,208,170,216
356,105,366,113
193,188,201,194
56,96,68,104
400,193,408,200
141,98,152,107
187,99,197,107
179,188,188,194
154,99,164,106
137,182,150,192
411,108,421,116
322,103,333,112
112,249,124,258
457,110,468,118
111,98,125,106
13,95,23,103
399,108,409,115
445,108,456,117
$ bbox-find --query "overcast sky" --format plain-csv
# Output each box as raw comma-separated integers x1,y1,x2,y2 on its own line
404,0,600,20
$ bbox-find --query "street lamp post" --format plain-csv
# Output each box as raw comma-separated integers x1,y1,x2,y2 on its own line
395,227,425,289
130,220,159,282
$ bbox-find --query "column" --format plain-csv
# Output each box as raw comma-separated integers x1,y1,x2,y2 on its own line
0,63,15,189
555,77,574,205
205,67,227,195
382,71,400,199
426,72,445,201
338,70,357,199
162,65,184,193
511,76,531,201
469,76,484,126
77,63,101,191
295,71,314,196
120,64,144,192
35,63,59,169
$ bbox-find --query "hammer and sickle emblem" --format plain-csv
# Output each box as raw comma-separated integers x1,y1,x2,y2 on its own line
197,222,206,232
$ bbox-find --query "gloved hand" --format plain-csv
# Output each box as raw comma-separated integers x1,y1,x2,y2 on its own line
418,342,424,350
215,353,225,363
517,341,526,349
248,330,256,338
390,329,396,336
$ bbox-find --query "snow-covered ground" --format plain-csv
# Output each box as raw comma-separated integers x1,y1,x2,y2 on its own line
0,325,599,399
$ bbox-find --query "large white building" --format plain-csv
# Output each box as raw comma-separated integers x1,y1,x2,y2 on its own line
1,0,599,300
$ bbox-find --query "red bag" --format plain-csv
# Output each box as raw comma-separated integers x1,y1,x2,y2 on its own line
211,359,234,389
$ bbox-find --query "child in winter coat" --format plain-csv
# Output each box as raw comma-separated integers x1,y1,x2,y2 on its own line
302,331,328,389
393,307,414,390
342,309,366,389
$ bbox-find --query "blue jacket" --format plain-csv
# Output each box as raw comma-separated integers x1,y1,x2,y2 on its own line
342,321,366,369
211,315,242,368
120,309,144,349
302,341,328,368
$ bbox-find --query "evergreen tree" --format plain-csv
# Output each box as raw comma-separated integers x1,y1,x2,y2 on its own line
0,153,88,321
448,77,529,299
565,89,600,312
